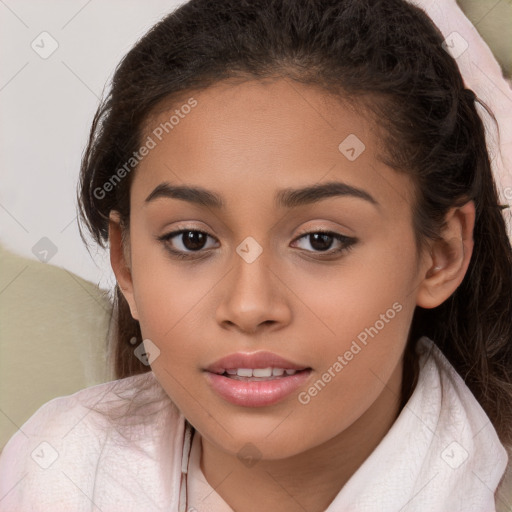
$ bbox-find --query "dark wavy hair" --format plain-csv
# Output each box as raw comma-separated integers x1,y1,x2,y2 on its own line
77,0,512,446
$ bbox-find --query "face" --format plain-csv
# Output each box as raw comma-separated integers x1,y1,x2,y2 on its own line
116,78,429,460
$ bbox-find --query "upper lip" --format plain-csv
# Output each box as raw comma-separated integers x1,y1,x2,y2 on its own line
205,351,309,374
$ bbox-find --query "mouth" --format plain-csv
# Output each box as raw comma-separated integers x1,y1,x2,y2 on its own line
203,351,312,407
204,352,312,407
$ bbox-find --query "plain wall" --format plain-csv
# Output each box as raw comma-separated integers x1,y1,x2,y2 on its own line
0,0,183,290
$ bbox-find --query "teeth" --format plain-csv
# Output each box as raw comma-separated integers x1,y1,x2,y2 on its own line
222,368,299,377
253,368,272,378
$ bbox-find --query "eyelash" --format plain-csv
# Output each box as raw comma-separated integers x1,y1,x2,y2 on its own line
157,227,357,261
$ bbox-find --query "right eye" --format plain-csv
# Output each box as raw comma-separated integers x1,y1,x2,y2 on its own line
158,229,219,259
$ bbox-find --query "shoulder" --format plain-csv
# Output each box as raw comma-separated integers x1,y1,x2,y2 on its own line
0,371,183,511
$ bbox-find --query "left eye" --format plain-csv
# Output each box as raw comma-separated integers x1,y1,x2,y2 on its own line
292,231,356,254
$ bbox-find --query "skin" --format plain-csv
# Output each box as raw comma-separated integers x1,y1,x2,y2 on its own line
109,78,475,511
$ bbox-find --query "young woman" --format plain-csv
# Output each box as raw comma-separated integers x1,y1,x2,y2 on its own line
1,0,511,510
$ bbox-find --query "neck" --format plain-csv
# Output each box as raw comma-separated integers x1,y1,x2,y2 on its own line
200,357,405,512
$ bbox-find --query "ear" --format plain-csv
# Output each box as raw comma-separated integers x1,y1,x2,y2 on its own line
416,201,475,309
109,211,139,320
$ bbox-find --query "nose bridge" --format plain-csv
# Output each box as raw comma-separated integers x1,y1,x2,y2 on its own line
215,234,290,332
231,234,274,306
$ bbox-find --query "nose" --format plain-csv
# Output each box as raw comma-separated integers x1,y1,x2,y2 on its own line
215,243,292,335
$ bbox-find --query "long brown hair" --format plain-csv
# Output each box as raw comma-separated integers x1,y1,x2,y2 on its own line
77,0,512,446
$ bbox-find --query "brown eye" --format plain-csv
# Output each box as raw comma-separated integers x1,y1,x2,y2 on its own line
180,230,208,251
307,233,335,251
158,229,218,257
292,231,357,255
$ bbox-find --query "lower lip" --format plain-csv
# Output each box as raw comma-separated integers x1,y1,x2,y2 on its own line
204,370,311,407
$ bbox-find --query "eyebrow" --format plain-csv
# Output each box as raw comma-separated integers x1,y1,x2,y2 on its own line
144,181,378,209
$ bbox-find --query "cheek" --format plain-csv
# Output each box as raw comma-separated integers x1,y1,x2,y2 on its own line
292,228,418,347
287,233,418,411
292,286,412,416
129,254,210,415
128,242,207,365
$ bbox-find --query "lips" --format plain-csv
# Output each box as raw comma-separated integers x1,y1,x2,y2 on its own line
204,351,312,407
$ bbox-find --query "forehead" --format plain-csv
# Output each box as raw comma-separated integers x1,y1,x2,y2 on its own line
132,78,414,214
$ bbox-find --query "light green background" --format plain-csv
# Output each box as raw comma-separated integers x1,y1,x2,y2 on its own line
457,0,512,78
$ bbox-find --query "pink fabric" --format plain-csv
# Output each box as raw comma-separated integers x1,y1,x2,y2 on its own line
0,372,185,511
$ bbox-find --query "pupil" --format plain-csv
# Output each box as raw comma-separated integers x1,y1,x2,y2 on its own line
183,231,206,250
310,233,332,251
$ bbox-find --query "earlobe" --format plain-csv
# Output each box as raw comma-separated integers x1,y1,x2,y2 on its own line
416,201,475,309
109,211,139,320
